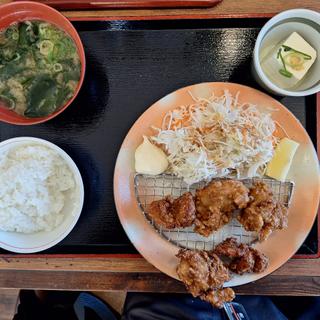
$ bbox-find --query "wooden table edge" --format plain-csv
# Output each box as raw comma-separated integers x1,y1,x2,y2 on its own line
0,255,319,274
0,266,320,295
0,0,319,296
1,256,320,295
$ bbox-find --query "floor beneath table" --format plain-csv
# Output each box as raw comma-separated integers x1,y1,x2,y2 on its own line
0,289,19,320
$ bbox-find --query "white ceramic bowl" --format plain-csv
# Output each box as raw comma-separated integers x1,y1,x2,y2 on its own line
0,137,84,253
252,9,320,96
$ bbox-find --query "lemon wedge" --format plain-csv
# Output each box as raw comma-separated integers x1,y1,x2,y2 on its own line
266,137,299,181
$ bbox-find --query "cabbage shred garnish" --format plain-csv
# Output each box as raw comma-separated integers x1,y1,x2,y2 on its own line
151,90,277,185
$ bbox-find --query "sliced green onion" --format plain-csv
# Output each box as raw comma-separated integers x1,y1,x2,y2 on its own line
53,63,63,72
277,48,293,78
12,33,19,41
279,69,293,78
39,23,49,35
39,40,54,55
5,26,19,41
282,45,312,60
12,52,20,61
25,21,32,32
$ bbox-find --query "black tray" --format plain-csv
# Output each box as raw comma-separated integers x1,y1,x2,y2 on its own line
0,19,318,256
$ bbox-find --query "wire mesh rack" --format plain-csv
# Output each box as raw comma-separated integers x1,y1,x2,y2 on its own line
134,174,294,250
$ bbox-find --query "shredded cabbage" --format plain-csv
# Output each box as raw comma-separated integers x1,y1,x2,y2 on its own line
151,90,277,185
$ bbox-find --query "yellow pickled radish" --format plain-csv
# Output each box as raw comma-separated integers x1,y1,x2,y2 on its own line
135,136,169,175
266,138,299,181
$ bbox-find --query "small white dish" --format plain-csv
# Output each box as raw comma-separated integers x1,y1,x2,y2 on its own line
252,9,320,96
0,137,84,253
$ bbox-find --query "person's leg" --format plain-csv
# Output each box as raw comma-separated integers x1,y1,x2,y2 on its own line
271,296,320,320
234,296,287,320
122,293,290,320
122,293,224,320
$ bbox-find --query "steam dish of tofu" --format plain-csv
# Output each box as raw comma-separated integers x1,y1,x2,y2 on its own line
260,32,317,89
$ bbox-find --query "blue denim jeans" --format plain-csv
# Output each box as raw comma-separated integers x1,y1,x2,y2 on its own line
122,293,320,320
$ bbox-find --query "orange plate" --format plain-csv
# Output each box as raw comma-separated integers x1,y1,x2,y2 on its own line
0,1,86,125
114,82,320,286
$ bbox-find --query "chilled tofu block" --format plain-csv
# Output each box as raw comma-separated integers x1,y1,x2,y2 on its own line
266,138,299,182
260,32,317,89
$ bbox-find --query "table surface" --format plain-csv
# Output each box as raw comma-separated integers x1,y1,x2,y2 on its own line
0,255,320,295
0,0,319,296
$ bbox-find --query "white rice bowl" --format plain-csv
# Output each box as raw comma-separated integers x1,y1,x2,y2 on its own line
0,137,84,253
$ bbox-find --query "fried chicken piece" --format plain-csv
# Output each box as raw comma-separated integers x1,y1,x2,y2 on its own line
259,203,288,241
201,288,235,309
214,237,247,258
172,192,196,228
176,249,235,308
148,192,195,229
176,250,230,295
176,250,211,296
252,248,269,273
194,180,250,237
229,249,254,274
148,196,175,229
229,248,269,275
213,237,269,275
237,182,289,241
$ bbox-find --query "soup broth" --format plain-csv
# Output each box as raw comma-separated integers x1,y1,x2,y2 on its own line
0,20,81,118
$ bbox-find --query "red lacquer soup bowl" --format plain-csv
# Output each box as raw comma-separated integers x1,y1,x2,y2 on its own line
0,1,86,125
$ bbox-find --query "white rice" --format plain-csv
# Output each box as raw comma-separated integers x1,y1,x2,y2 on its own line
0,144,75,233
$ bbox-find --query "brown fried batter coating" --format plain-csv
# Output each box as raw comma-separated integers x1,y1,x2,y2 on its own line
237,182,289,241
201,288,235,309
229,248,269,275
148,196,175,229
148,192,195,229
229,249,255,274
252,248,269,273
213,237,269,275
176,250,211,296
194,180,250,237
214,237,247,258
176,249,235,308
172,192,196,228
176,250,229,295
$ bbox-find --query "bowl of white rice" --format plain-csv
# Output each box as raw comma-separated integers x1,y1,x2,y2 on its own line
0,137,84,253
